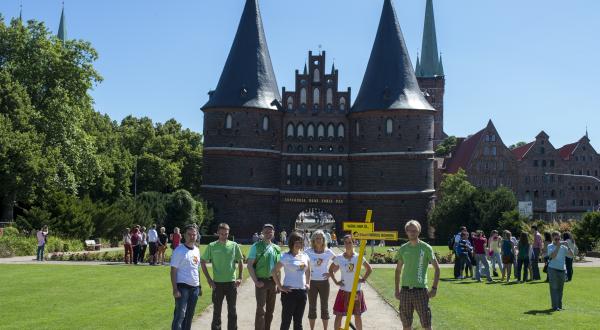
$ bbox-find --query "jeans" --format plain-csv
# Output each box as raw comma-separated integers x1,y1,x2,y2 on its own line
531,248,541,280
133,245,141,264
172,284,200,330
474,254,492,281
36,244,45,261
516,258,530,282
255,278,277,330
280,289,307,330
453,251,461,278
458,254,471,278
565,257,574,281
490,251,503,274
139,244,147,263
548,267,565,309
212,282,238,330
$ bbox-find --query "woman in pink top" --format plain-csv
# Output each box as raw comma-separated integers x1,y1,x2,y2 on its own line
170,227,181,250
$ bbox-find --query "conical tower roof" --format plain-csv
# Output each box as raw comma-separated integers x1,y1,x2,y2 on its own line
202,0,280,110
58,6,67,42
352,0,433,112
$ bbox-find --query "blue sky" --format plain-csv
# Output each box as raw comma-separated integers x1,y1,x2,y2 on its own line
2,0,599,149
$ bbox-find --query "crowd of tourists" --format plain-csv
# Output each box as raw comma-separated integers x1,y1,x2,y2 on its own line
169,219,439,330
451,225,578,311
122,225,179,265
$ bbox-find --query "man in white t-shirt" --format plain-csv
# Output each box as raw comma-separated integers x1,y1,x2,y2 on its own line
148,224,159,265
170,224,201,330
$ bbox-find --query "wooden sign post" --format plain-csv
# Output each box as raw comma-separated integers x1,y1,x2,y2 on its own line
340,210,398,330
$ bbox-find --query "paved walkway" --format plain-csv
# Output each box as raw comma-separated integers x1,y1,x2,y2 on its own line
192,272,402,330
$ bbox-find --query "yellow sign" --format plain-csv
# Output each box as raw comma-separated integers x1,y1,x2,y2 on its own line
342,222,374,232
352,231,398,241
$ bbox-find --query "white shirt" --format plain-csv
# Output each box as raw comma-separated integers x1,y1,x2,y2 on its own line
305,248,336,281
148,229,159,243
280,252,310,289
333,253,367,292
170,244,201,287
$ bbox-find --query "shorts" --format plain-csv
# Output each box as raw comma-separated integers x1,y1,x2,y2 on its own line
333,290,367,316
502,255,514,264
399,288,431,328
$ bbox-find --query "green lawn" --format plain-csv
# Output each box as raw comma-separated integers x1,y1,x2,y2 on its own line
368,267,600,329
361,245,451,259
0,264,212,330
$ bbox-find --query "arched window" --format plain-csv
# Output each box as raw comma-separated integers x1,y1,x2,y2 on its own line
313,88,320,106
339,97,346,111
286,164,292,176
327,123,335,138
337,123,345,138
385,118,393,135
326,88,333,105
296,164,302,176
313,68,320,82
262,116,269,131
307,164,312,177
338,164,343,176
225,114,233,129
287,96,294,110
317,165,323,177
300,88,307,105
297,123,305,138
355,121,360,137
327,165,333,177
307,123,315,138
317,123,325,138
286,123,295,137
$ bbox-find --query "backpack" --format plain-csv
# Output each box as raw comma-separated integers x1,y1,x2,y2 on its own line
448,235,455,251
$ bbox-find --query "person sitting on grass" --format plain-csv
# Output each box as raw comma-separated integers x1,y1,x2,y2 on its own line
329,234,372,330
395,220,440,330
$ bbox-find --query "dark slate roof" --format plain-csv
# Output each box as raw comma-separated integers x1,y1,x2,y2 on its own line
444,128,485,174
202,0,280,110
352,0,433,113
512,141,535,160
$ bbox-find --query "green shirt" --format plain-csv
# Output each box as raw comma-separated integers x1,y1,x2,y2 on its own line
248,241,281,279
201,240,243,283
395,241,435,288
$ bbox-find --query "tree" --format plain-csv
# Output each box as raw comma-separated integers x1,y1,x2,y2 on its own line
508,141,528,150
499,209,530,237
429,170,479,240
475,186,517,233
164,190,198,234
573,212,600,252
434,136,458,157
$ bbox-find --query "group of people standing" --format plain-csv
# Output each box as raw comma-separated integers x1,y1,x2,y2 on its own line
123,225,179,265
452,225,578,311
170,219,440,330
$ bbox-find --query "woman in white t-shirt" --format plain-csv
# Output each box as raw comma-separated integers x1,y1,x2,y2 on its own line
272,231,311,330
329,234,372,330
305,230,337,330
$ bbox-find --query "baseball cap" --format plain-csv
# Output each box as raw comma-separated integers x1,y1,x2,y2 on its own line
262,224,275,230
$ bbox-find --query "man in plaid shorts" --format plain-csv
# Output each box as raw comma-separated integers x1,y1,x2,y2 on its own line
394,220,440,330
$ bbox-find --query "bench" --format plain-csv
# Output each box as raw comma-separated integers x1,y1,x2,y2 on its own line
85,240,102,251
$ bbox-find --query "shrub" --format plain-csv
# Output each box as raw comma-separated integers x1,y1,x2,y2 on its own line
2,227,20,237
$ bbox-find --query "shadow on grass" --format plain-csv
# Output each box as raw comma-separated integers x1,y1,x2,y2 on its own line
524,308,555,315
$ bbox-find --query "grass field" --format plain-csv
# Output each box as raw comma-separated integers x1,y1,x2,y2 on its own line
368,267,600,329
360,245,451,259
0,264,212,330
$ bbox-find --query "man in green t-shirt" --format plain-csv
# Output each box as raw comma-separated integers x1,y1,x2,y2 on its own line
247,223,281,330
201,223,243,330
394,220,440,330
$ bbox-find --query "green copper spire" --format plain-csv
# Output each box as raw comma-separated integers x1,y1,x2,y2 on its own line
437,53,444,76
303,62,307,75
19,4,23,21
58,6,67,42
415,54,421,77
331,61,336,74
419,0,440,77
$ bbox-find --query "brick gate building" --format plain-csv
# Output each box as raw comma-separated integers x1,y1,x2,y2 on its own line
201,0,439,238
